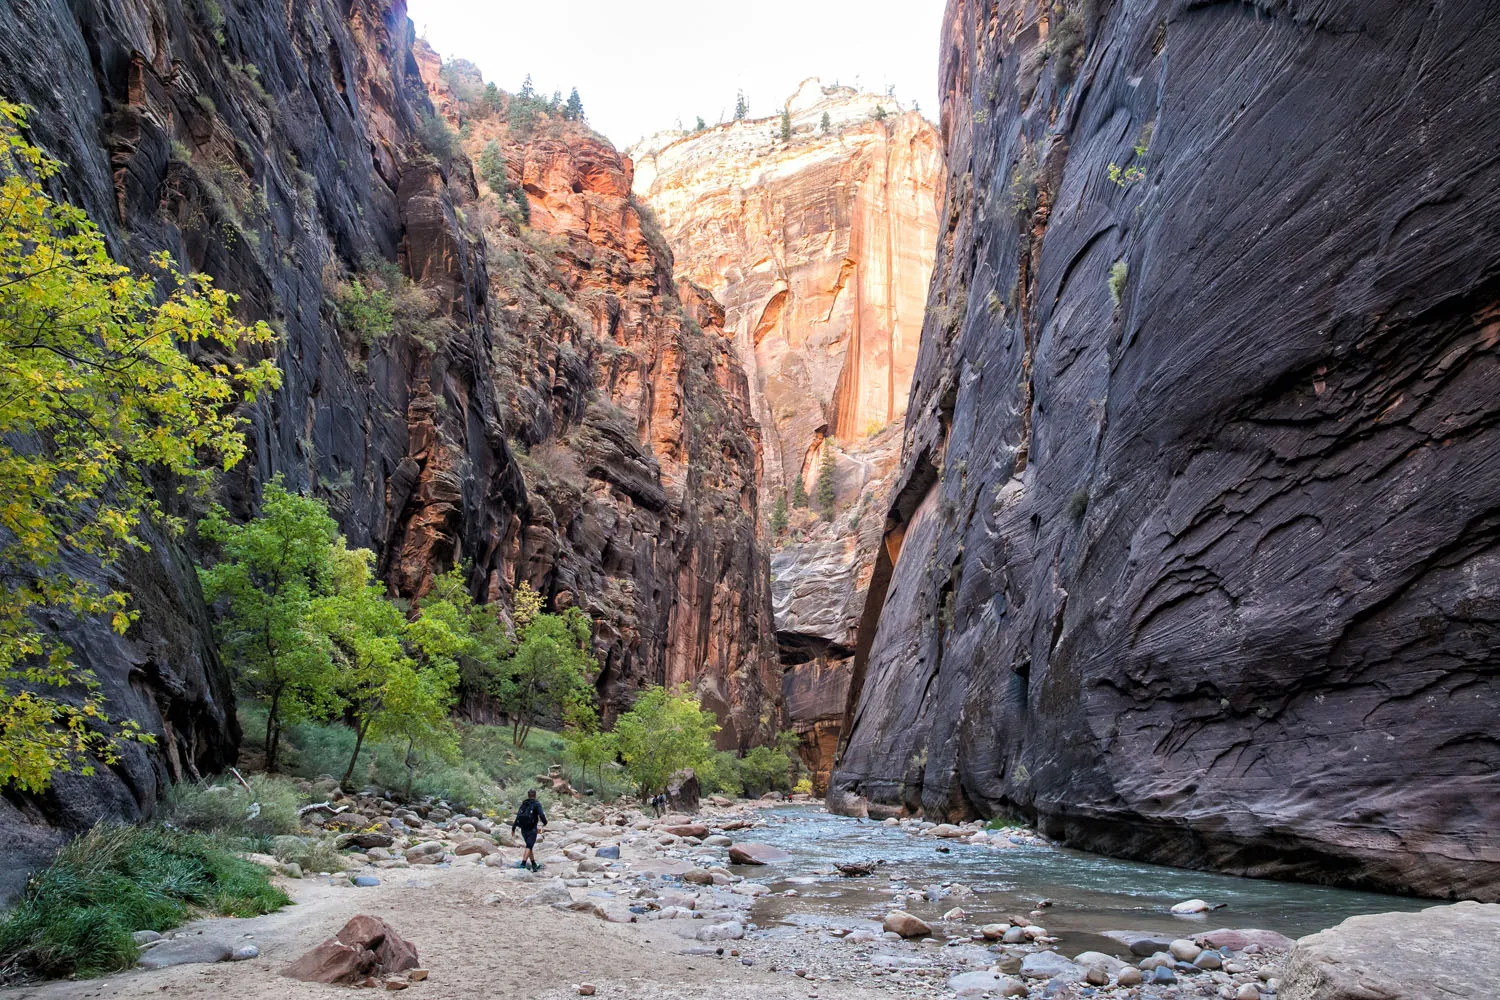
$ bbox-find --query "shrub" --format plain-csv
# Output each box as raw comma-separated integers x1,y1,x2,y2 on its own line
793,777,813,795
0,825,287,980
1109,260,1128,305
334,276,395,342
417,110,456,163
165,773,305,837
1068,488,1090,521
1050,10,1086,85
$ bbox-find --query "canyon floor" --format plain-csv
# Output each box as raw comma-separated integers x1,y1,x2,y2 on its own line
1,800,1435,1000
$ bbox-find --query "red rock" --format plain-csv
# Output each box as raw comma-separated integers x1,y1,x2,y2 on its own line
283,916,419,985
662,824,709,838
728,843,792,865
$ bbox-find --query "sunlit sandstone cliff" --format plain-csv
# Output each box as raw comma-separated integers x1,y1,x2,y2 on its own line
631,81,944,787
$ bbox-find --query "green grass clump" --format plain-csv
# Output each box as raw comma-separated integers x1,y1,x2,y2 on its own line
0,825,288,981
165,772,305,837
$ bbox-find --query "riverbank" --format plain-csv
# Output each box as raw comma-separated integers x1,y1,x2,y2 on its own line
0,801,1451,999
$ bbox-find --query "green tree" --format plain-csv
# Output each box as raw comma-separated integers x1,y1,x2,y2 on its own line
562,703,616,795
613,685,718,798
770,493,788,535
736,744,793,795
815,446,838,518
791,473,809,509
408,566,509,703
873,105,888,122
0,101,279,791
198,481,342,772
498,590,596,747
309,545,414,788
733,90,749,121
482,82,503,115
564,88,584,121
695,116,707,132
780,108,792,142
478,140,507,193
820,111,831,134
519,74,535,101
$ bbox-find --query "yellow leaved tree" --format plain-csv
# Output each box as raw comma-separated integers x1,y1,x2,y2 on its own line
0,100,281,791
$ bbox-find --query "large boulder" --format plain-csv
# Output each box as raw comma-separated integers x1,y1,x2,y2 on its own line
1280,901,1500,1000
883,910,932,938
282,915,419,985
728,842,792,865
666,769,700,812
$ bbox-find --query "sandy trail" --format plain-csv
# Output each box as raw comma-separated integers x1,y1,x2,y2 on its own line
0,861,881,1000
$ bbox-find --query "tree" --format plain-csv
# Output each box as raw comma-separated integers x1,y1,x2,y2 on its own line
733,91,749,121
562,703,616,795
695,116,707,132
564,88,584,121
791,473,809,509
550,90,562,111
408,566,509,704
310,545,413,788
497,589,596,747
873,105,889,122
820,111,831,134
815,445,838,518
613,685,719,798
736,745,793,795
0,101,279,791
770,493,788,535
198,481,342,772
478,140,507,194
780,108,792,142
482,82,503,115
519,75,535,101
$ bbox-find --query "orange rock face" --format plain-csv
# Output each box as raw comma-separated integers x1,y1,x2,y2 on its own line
632,80,945,787
420,52,780,746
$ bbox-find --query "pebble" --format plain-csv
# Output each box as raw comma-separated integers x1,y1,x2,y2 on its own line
578,984,596,996
231,944,260,961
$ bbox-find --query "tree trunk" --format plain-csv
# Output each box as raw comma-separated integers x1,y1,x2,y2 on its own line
342,716,370,789
265,686,282,772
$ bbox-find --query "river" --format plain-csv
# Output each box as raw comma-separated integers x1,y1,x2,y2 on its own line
743,806,1427,957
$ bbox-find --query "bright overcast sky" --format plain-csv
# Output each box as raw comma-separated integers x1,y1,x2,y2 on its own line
407,0,945,148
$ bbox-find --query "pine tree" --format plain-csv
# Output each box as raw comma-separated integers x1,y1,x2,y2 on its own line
519,74,535,101
771,494,789,535
791,473,809,509
565,88,583,121
820,111,831,134
815,446,838,518
873,105,888,122
734,90,749,121
550,90,562,111
780,108,792,142
695,116,707,132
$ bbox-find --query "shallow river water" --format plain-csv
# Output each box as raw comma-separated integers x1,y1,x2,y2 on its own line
743,807,1426,957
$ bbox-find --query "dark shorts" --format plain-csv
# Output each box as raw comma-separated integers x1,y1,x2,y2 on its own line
520,825,538,848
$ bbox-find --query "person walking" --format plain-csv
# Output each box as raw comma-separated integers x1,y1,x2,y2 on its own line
511,788,548,871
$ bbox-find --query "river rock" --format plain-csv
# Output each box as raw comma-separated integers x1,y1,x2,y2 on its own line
999,978,1028,997
930,824,963,838
703,835,732,846
948,971,1004,996
728,843,791,865
1073,951,1125,974
696,921,745,941
682,869,714,885
1117,966,1143,986
1002,926,1027,944
1020,951,1084,981
1105,931,1176,956
1280,901,1500,1000
981,922,1010,940
1170,938,1203,962
454,838,496,857
1171,899,1209,915
1235,985,1261,1000
662,824,709,838
137,937,234,969
1193,949,1223,970
1151,966,1177,984
1199,928,1296,953
283,915,418,985
337,832,394,851
595,845,620,859
882,910,931,938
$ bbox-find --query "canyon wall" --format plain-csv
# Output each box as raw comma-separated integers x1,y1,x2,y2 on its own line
632,82,943,787
832,0,1500,901
0,0,775,857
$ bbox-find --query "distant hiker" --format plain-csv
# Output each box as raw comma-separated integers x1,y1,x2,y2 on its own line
511,789,548,871
651,792,668,818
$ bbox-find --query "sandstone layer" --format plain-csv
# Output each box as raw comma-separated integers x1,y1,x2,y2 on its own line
831,0,1500,901
632,82,943,786
0,0,776,856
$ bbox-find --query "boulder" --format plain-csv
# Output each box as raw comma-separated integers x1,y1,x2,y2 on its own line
948,971,1004,996
1280,901,1500,1000
882,911,931,938
1171,899,1210,915
666,769,700,812
681,868,714,885
1199,928,1296,953
453,838,496,856
336,832,394,850
662,824,709,838
137,937,234,969
728,843,791,865
1020,951,1085,981
282,916,418,984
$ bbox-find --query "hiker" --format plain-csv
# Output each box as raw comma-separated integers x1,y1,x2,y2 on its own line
511,789,548,871
651,791,668,818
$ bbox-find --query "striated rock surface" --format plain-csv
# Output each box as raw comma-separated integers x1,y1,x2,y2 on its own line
832,0,1500,900
632,81,943,785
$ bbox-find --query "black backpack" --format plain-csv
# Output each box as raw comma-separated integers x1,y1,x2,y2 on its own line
516,798,541,828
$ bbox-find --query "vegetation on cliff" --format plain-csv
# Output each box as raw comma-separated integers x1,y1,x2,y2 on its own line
0,101,280,793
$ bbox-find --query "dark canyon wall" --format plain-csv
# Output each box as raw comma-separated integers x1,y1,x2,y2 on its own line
0,0,776,852
832,0,1500,901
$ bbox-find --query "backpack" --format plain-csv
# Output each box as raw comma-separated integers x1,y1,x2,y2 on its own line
516,798,541,828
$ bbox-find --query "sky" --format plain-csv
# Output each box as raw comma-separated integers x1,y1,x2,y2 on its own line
407,0,945,148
